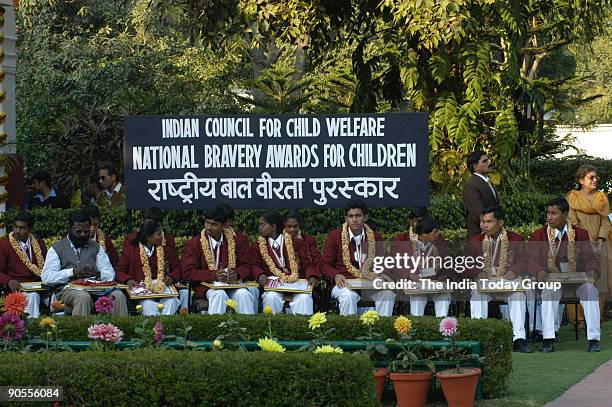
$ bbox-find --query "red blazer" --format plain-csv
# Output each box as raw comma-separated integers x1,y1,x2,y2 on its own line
463,230,526,278
250,235,319,280
0,237,48,285
95,232,119,268
320,229,384,279
390,232,452,280
182,232,252,282
527,225,598,276
297,234,323,267
115,243,181,284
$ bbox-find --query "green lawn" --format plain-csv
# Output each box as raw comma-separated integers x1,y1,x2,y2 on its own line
474,320,612,407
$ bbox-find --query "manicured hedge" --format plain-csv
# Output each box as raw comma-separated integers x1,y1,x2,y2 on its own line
25,314,512,398
0,350,378,407
2,192,554,238
530,155,612,195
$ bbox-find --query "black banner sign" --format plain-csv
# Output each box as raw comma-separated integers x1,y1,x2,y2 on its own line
123,113,429,209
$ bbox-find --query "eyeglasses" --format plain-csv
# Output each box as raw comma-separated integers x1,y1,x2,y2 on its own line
99,176,107,181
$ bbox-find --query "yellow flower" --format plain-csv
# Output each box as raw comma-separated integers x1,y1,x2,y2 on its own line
157,303,165,311
136,304,143,312
263,305,273,315
314,345,343,354
225,299,237,311
308,312,327,330
39,317,56,330
394,316,413,335
258,337,286,353
360,310,380,326
213,339,222,348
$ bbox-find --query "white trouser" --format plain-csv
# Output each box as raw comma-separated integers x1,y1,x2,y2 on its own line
248,287,260,314
178,288,190,310
408,293,451,317
534,303,564,333
140,297,180,316
541,283,600,341
262,291,313,315
24,292,41,318
470,289,526,341
331,286,395,316
206,288,256,315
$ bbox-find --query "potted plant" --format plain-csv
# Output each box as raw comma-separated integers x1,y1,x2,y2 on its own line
435,317,481,407
357,310,389,402
386,316,434,407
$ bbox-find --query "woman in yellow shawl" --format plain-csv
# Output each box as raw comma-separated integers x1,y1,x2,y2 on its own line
567,164,611,324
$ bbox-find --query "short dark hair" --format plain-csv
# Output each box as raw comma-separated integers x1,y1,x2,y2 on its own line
85,204,101,220
99,165,119,178
132,221,162,246
261,211,284,234
415,216,439,235
14,211,35,228
409,207,429,219
344,200,369,216
285,209,303,225
547,197,569,213
142,207,163,223
206,206,228,223
31,171,52,187
466,150,487,173
218,203,235,221
481,206,505,221
69,209,91,226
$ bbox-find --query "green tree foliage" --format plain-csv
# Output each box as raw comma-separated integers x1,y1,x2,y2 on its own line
16,0,244,193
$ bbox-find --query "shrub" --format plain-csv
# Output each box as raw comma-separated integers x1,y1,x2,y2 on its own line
2,192,552,238
529,155,612,194
26,314,512,398
0,350,377,406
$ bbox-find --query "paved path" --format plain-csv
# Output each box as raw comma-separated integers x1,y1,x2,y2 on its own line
545,359,612,407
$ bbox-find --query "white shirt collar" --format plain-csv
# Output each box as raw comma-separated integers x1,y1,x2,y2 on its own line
19,238,30,250
208,233,223,250
34,188,57,202
268,234,284,250
103,182,122,198
474,173,489,183
554,224,568,239
349,227,365,243
145,245,155,257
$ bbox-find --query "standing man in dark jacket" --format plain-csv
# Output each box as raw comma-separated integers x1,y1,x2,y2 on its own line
462,151,499,238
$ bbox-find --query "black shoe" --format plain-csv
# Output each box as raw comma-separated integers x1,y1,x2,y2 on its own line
541,339,555,353
588,340,601,352
513,339,533,353
531,331,543,343
555,332,561,343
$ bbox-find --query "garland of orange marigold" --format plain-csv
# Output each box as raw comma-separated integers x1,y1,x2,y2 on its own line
200,228,236,270
257,232,299,283
8,232,44,276
547,220,576,273
482,229,511,278
341,223,376,280
139,244,166,293
96,229,106,252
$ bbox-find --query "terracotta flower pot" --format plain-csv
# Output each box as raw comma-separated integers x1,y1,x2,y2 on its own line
389,371,432,407
373,368,388,401
436,367,481,407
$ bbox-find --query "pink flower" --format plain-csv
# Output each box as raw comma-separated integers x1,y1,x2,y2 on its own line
153,321,164,344
0,313,25,341
94,296,114,314
88,323,124,343
439,317,458,337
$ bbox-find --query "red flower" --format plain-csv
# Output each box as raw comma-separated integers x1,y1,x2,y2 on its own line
2,292,28,316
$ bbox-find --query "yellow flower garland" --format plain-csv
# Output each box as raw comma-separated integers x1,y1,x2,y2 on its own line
547,221,576,273
8,233,44,276
341,223,376,280
96,229,106,252
139,244,166,293
482,229,511,278
200,228,236,271
257,232,299,283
